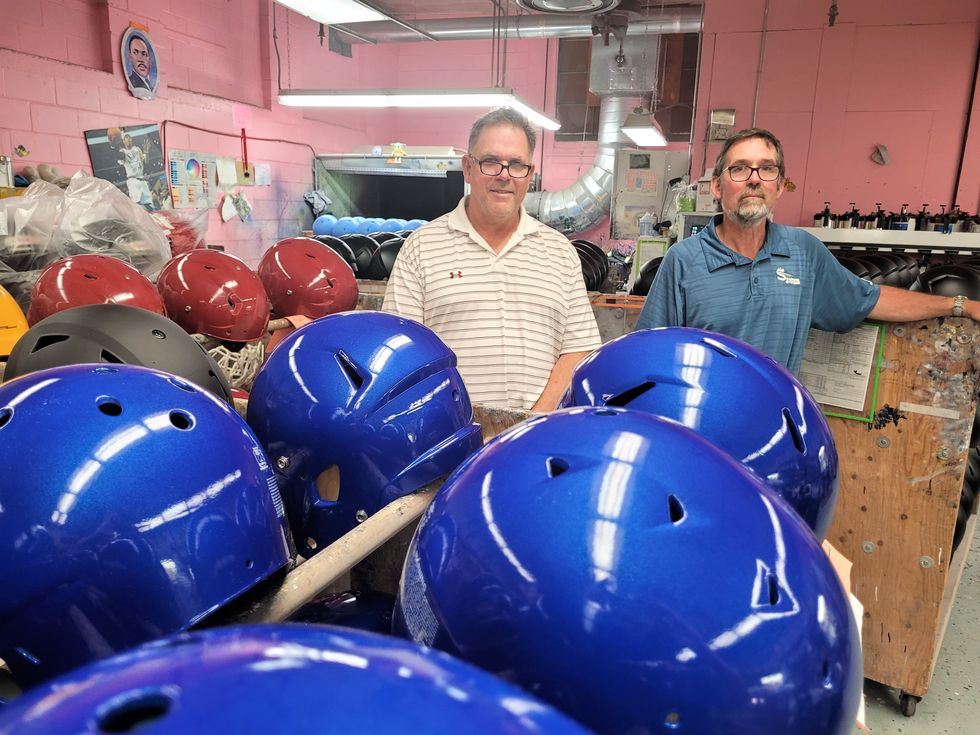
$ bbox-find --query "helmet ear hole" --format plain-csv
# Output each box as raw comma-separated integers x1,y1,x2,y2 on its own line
32,334,70,353
316,465,341,503
546,457,568,478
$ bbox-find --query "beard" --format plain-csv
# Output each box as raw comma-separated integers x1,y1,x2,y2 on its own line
727,188,772,226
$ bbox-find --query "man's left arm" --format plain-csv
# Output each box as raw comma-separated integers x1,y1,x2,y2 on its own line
868,285,980,321
532,350,591,412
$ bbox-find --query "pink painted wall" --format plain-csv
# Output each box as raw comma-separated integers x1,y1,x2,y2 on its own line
1,0,976,266
692,0,980,225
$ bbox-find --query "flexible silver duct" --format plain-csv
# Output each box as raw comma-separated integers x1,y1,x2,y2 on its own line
340,9,701,43
524,94,642,234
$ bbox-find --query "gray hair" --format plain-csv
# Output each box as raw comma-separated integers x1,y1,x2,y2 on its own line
712,128,785,178
468,108,537,155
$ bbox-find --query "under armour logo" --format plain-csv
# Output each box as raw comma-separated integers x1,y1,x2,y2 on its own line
449,271,463,278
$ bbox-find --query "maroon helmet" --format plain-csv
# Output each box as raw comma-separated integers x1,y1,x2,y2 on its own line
27,254,165,325
258,237,358,319
157,250,269,342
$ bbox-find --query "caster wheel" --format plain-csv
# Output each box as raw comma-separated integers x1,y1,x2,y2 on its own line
900,691,921,717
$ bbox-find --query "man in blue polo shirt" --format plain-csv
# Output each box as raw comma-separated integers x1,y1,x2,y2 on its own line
636,128,980,373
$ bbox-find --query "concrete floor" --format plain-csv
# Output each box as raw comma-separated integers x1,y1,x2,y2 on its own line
856,526,979,734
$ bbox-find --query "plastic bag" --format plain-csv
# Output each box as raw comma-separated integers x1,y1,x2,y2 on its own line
0,181,68,310
151,208,210,256
50,172,171,280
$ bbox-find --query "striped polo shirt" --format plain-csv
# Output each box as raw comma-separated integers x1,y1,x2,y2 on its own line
382,197,601,410
636,215,880,373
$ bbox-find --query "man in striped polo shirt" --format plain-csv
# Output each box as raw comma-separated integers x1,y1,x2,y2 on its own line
637,128,980,374
382,108,601,411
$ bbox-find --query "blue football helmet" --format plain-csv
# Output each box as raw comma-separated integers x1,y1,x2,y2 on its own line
247,311,483,557
0,364,290,689
394,408,862,735
560,327,840,538
0,625,591,734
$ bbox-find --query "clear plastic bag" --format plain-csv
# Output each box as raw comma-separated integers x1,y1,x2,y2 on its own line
50,173,171,280
151,208,210,256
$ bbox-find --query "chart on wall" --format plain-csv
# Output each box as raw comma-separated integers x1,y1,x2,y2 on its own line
84,123,171,211
167,149,219,209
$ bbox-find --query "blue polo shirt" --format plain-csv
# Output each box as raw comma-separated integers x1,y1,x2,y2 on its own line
635,215,880,374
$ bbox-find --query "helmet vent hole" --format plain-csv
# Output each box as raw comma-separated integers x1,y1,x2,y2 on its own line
31,334,70,353
594,408,617,416
766,572,780,606
244,558,254,569
169,377,195,393
605,381,655,407
664,712,682,729
782,408,806,454
306,536,318,551
452,389,460,401
317,465,341,502
97,690,173,733
98,398,123,416
0,408,11,429
151,329,166,339
336,351,364,389
667,494,686,524
84,273,98,280
700,337,737,358
821,658,832,687
100,349,124,364
169,411,194,430
546,457,569,478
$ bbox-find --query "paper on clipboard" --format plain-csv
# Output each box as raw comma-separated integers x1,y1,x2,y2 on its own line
797,325,879,411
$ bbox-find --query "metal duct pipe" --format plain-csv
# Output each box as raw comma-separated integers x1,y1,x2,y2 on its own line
340,9,702,43
524,94,643,234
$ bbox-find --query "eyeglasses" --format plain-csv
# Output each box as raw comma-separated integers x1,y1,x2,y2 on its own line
724,164,781,182
468,156,532,179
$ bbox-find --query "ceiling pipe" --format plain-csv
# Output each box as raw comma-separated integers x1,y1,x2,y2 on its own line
524,93,645,234
338,8,701,43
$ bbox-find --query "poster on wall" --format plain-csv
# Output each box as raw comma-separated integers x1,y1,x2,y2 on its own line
84,123,172,211
122,25,159,100
167,149,218,209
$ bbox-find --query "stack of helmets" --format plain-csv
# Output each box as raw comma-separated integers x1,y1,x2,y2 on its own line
570,239,608,292
393,407,862,734
339,234,380,277
313,234,360,275
362,236,404,280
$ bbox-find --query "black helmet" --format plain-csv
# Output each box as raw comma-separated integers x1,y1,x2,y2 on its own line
630,256,663,297
313,235,359,275
4,303,232,404
363,237,404,280
917,264,980,299
339,234,379,275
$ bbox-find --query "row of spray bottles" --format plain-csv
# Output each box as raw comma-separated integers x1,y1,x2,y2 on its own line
813,202,980,233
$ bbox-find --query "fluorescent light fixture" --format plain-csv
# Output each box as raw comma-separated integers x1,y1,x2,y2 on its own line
278,88,562,131
275,0,386,24
621,110,668,147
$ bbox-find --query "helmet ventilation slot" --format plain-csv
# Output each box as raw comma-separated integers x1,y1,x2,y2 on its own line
97,690,174,733
604,381,655,407
101,350,124,363
546,457,569,478
0,407,11,428
667,494,686,524
782,408,806,454
336,351,364,389
31,334,69,352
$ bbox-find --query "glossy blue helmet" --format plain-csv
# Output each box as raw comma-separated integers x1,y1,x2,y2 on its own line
559,327,839,538
394,408,862,735
312,214,337,236
247,311,483,557
0,625,591,735
0,364,290,690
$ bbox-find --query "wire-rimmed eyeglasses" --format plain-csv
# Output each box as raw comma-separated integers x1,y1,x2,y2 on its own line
724,164,781,182
468,155,532,179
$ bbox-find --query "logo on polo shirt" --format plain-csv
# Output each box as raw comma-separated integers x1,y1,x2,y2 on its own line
776,267,800,285
449,271,463,279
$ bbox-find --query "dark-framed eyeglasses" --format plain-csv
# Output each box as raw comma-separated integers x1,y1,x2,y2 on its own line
468,155,532,179
724,164,781,182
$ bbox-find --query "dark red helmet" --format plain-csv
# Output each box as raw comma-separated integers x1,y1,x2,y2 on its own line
27,254,165,325
257,237,358,319
157,250,270,342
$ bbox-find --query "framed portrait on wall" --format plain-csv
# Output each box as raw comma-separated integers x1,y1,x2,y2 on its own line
122,26,159,100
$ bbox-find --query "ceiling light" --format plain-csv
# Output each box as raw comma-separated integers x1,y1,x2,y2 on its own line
278,88,562,131
621,110,667,147
515,0,620,13
275,0,386,25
